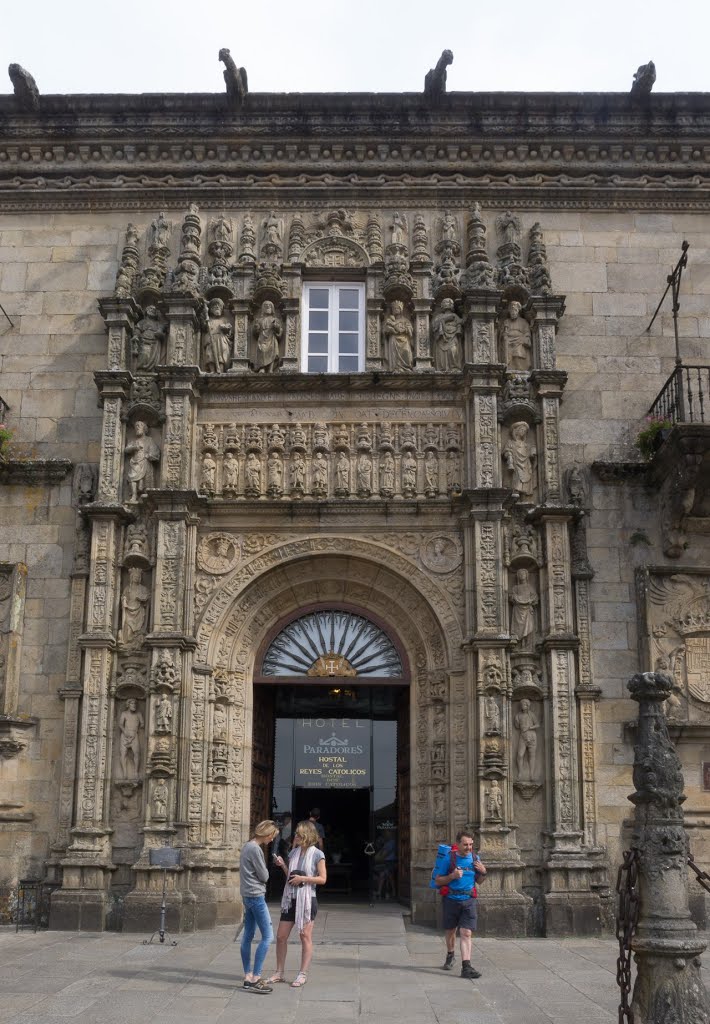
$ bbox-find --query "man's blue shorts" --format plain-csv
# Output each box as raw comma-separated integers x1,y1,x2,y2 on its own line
442,895,477,931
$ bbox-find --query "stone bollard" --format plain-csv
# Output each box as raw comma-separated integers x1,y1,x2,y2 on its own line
627,671,709,1024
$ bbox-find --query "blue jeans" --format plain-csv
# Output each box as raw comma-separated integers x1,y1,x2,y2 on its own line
240,895,273,977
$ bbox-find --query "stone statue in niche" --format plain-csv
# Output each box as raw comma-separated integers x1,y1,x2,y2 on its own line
566,464,588,507
484,695,501,735
431,298,463,371
245,453,262,496
262,211,282,248
267,452,284,496
200,453,217,494
497,300,532,371
155,693,172,734
201,298,233,373
253,300,283,373
223,452,239,493
357,453,373,497
390,212,407,246
509,568,538,648
213,703,228,740
380,451,395,497
384,300,414,371
125,421,160,503
131,306,166,372
485,779,503,822
118,698,144,779
503,422,536,499
445,451,460,494
312,452,328,496
335,452,350,495
211,788,225,822
152,779,168,818
118,567,150,648
424,451,438,496
401,451,417,496
291,452,306,493
514,698,541,782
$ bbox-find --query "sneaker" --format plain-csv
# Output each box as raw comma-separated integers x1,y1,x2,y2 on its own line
442,952,455,971
244,979,273,994
461,964,482,980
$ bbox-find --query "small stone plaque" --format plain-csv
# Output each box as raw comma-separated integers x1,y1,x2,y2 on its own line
702,763,710,791
149,847,181,868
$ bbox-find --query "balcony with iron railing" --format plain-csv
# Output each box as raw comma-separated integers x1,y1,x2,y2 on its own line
649,365,710,425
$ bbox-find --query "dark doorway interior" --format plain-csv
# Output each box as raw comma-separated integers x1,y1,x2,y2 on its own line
293,787,371,896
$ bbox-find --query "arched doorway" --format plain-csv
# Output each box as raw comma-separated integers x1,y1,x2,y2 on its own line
251,605,410,900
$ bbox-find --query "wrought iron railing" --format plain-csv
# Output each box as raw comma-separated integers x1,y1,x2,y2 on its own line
649,365,710,424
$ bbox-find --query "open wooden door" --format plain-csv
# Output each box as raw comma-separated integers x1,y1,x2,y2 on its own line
397,690,411,900
249,685,275,829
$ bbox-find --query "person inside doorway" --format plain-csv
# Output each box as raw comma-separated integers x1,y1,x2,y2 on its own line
239,820,279,995
270,820,327,988
374,830,397,900
435,829,486,980
308,808,325,850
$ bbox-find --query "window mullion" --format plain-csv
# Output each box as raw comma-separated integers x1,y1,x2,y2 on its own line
330,285,338,373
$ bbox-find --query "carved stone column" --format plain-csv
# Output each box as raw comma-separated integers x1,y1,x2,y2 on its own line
122,496,200,932
532,372,566,505
163,297,201,368
365,269,384,370
529,295,565,371
52,509,125,930
461,495,530,932
628,671,709,1024
462,291,499,365
159,371,198,492
98,297,140,373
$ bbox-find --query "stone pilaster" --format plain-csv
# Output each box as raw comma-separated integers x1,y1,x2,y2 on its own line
365,269,384,370
281,295,300,373
52,509,125,930
529,295,565,371
462,291,499,365
98,297,140,372
163,296,201,368
94,372,131,504
532,372,566,505
159,370,198,492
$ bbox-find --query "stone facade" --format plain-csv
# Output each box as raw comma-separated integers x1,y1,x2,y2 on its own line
1,85,710,934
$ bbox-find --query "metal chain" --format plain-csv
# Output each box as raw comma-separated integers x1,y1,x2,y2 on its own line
688,853,710,895
615,847,639,1024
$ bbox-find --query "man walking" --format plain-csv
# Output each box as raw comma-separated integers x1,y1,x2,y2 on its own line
308,808,325,850
240,820,279,994
434,830,486,979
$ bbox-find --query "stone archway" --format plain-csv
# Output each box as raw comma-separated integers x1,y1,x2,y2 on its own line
190,535,467,921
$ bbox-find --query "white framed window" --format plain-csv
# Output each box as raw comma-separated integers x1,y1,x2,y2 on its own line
302,282,365,373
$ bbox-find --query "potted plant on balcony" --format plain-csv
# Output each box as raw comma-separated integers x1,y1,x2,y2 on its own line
635,415,673,459
0,422,13,463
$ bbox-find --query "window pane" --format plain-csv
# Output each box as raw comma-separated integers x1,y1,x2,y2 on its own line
309,310,328,331
308,333,328,354
308,355,328,373
339,310,359,332
339,333,359,354
339,355,359,372
309,288,329,309
339,289,359,309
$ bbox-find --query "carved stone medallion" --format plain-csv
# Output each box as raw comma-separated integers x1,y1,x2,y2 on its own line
197,533,241,575
420,535,462,574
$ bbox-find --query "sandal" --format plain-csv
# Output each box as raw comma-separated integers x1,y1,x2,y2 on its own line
291,972,308,988
267,973,287,984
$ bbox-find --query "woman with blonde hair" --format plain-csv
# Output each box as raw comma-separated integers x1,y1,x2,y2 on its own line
239,819,279,994
269,819,327,988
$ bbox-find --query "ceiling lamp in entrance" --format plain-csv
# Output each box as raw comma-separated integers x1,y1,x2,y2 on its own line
261,610,403,678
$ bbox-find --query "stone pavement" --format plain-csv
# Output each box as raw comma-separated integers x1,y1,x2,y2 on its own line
1,903,708,1024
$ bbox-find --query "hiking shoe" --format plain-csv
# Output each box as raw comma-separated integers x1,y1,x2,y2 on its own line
244,979,273,994
461,964,481,980
442,952,455,971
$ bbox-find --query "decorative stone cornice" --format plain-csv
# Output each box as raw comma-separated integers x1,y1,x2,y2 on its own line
591,460,648,483
0,458,73,485
2,92,710,211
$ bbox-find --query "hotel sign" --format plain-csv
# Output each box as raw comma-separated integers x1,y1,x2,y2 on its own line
294,718,370,789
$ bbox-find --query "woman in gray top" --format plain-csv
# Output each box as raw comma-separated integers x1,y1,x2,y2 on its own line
239,820,279,994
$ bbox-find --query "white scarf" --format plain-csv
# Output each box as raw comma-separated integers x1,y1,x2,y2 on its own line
280,844,318,932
